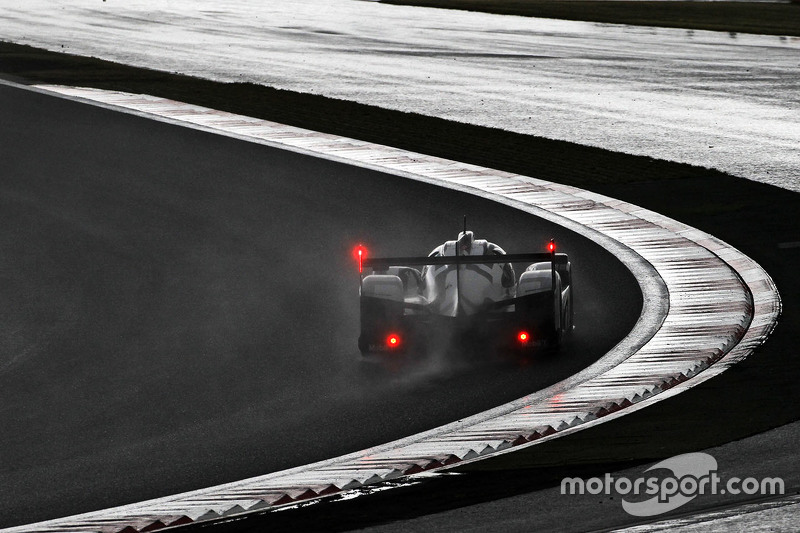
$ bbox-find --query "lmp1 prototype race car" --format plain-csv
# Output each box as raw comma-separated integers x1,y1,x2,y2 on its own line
356,225,574,355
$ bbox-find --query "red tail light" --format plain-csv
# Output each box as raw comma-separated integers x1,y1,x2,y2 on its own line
386,333,401,348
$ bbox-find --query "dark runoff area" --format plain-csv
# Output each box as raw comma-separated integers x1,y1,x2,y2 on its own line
381,0,800,37
1,32,798,532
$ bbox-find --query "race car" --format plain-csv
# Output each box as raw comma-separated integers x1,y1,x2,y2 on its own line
356,226,573,355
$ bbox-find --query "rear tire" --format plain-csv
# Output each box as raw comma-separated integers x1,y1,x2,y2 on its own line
547,325,562,353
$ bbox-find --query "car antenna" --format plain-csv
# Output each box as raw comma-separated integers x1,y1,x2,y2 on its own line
456,215,466,316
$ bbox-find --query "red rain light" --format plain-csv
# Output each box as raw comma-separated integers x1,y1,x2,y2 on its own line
354,244,367,273
548,239,556,253
386,333,401,348
517,331,530,344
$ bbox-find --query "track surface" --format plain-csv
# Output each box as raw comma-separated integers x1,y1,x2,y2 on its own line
0,84,641,527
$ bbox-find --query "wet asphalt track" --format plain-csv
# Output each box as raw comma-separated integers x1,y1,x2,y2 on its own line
0,83,641,527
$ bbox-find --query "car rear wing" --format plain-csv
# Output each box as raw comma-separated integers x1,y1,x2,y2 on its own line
362,252,566,269
357,239,567,319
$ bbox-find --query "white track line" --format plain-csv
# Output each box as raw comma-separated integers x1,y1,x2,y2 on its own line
1,83,780,533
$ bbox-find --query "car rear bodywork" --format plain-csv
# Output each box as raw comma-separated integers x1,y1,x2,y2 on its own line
357,239,573,355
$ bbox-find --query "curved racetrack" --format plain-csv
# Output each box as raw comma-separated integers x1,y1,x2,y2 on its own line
0,84,641,527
